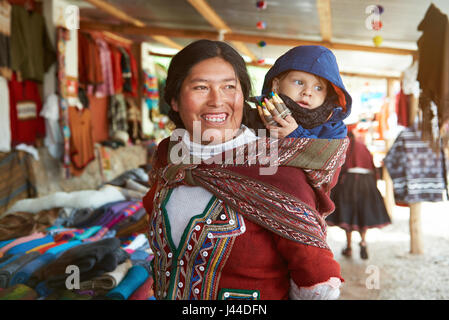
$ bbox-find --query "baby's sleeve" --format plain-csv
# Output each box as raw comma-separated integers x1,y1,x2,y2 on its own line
275,234,344,300
286,125,319,139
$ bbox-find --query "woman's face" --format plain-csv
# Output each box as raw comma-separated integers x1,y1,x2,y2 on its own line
171,57,244,144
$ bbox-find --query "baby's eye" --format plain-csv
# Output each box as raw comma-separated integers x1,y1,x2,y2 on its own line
314,85,323,91
294,80,304,85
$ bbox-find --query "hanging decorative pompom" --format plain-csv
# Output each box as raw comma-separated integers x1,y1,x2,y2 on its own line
373,35,383,47
256,21,267,30
377,5,384,15
257,58,265,65
257,40,267,47
256,1,267,10
371,20,383,31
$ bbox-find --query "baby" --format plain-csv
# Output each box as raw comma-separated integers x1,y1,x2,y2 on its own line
256,45,352,139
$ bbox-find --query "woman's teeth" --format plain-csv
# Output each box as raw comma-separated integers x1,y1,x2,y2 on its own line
203,114,227,123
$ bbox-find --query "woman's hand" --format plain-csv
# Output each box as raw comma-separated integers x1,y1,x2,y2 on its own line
265,115,298,138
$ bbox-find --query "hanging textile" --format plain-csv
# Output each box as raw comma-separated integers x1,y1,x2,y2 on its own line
78,31,103,88
384,126,447,206
92,37,114,98
10,4,55,82
109,44,123,94
57,27,71,179
108,94,128,137
396,88,410,128
68,106,95,176
417,4,449,143
0,76,11,152
142,70,159,113
40,94,63,159
8,72,45,146
0,0,11,79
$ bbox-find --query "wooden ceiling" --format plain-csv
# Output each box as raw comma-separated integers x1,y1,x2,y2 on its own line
70,0,449,79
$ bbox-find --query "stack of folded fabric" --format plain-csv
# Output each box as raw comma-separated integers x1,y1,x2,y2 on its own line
31,238,126,293
79,259,133,296
0,252,41,288
105,264,149,300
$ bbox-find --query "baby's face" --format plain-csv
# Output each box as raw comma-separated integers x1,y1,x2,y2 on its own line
272,70,328,109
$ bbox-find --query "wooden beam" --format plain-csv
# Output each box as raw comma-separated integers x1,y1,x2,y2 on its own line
186,0,257,62
151,35,184,50
316,0,332,42
186,0,231,32
148,50,402,80
80,21,417,57
83,0,145,27
82,0,181,50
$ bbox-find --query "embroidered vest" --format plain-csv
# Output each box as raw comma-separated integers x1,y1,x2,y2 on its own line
149,186,245,300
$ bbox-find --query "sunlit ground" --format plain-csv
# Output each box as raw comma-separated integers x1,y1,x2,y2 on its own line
326,181,449,300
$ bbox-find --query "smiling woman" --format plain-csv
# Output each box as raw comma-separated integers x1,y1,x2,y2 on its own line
143,39,349,300
164,39,252,145
170,56,244,144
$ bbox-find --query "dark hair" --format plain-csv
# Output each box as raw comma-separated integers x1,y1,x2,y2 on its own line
164,39,252,129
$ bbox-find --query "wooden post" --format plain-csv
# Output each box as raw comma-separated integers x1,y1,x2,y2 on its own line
409,203,424,254
382,79,396,219
408,92,423,254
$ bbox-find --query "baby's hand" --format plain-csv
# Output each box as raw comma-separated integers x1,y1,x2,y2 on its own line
266,115,298,138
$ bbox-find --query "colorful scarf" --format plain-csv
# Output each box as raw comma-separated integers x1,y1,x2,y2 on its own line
151,136,348,250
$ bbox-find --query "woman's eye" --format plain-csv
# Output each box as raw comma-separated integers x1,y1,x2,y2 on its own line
194,85,208,90
224,84,236,90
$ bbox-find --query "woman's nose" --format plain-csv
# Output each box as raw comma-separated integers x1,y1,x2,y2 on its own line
207,87,224,107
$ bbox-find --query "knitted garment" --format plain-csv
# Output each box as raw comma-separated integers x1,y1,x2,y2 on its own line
289,277,341,300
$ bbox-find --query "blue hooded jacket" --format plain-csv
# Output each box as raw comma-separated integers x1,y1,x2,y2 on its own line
261,45,352,139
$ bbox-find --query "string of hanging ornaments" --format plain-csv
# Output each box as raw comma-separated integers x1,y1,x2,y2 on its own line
255,1,268,65
365,4,384,47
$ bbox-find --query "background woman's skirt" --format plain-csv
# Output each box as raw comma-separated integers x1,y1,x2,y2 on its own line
326,173,391,232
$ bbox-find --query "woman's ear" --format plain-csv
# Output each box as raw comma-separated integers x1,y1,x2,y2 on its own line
171,98,179,112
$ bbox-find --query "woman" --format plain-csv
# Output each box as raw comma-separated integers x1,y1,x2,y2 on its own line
143,40,348,300
327,130,391,260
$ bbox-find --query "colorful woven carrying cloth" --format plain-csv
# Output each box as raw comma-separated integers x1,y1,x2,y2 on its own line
149,136,348,250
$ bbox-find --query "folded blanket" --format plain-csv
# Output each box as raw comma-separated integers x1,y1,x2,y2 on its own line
34,238,121,288
73,226,102,241
0,233,46,255
10,252,56,286
0,253,23,269
0,251,41,288
79,259,133,292
5,235,54,255
124,234,148,253
25,241,83,287
116,214,148,238
111,207,146,232
0,239,15,250
0,284,37,300
129,276,153,300
105,265,149,300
